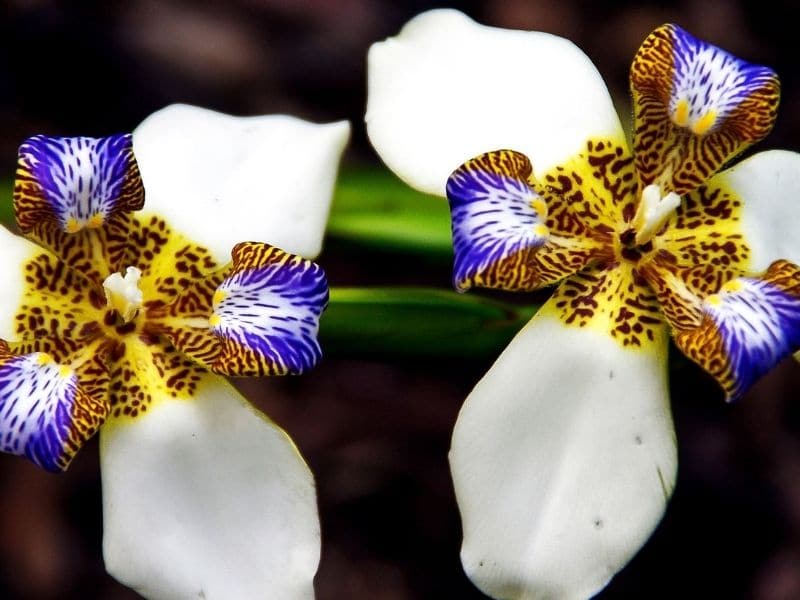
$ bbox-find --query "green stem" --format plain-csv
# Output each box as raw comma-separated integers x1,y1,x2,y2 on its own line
321,287,539,358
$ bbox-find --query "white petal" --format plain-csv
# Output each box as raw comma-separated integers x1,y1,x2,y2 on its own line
712,150,800,271
100,375,319,600
366,9,623,196
450,303,677,599
133,104,350,263
0,226,43,341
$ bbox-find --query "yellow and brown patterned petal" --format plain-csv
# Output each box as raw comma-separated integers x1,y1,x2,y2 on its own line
11,240,106,344
639,179,752,330
631,24,779,196
549,262,665,349
126,214,221,308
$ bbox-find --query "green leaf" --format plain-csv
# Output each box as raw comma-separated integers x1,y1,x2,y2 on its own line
0,180,12,225
321,287,538,359
327,167,452,256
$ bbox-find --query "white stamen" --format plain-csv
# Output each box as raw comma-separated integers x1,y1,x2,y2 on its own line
632,184,681,245
103,267,144,323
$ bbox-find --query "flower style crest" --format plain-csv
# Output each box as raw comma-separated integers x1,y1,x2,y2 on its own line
367,10,800,599
0,104,349,598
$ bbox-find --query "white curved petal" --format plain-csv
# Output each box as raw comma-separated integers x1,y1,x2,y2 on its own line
712,150,800,271
133,103,350,263
0,226,44,341
450,302,677,599
366,9,623,196
100,375,319,600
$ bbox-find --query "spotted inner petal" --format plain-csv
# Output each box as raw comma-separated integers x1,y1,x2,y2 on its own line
674,260,800,401
631,23,779,195
25,212,137,284
12,247,106,343
640,179,751,330
549,262,665,349
0,341,108,472
106,340,206,421
129,214,221,307
14,134,144,235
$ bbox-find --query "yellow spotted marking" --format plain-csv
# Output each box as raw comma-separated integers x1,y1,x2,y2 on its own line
531,198,547,216
691,110,717,136
65,218,81,234
36,353,54,365
547,261,666,349
87,213,105,229
103,339,207,426
720,278,744,293
705,293,721,306
131,213,221,307
673,99,690,127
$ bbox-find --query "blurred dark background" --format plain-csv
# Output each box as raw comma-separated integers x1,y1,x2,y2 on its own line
1,0,799,598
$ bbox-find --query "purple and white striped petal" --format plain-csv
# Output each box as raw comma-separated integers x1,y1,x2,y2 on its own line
667,25,778,136
14,134,144,234
447,151,548,292
675,260,800,401
210,243,328,376
631,24,779,195
0,344,107,472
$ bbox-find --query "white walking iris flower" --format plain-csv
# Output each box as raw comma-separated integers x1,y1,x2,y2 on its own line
0,104,349,599
366,11,800,599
